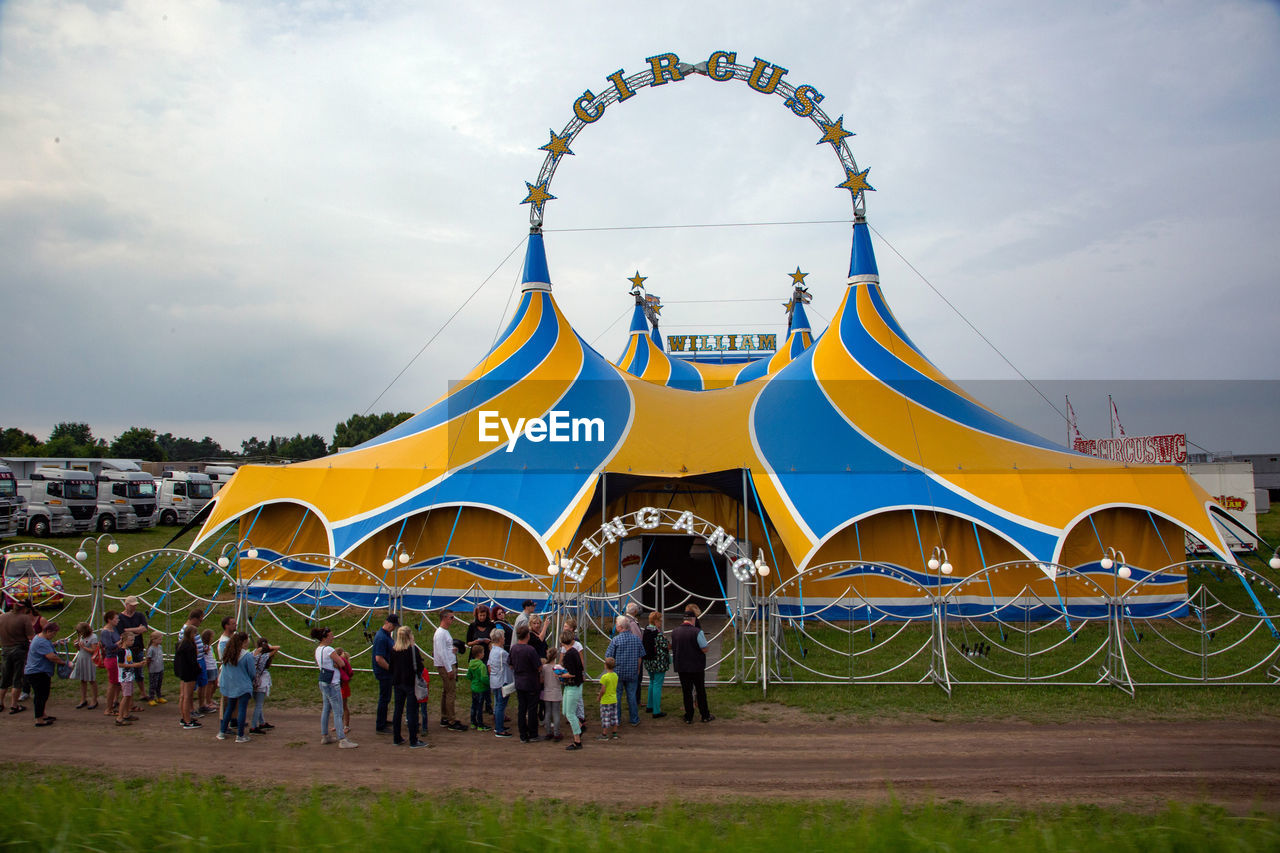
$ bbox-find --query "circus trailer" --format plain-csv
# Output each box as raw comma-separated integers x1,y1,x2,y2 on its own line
191,48,1237,627
1184,461,1258,555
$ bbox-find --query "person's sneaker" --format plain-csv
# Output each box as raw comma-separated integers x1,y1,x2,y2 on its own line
259,722,273,729
610,733,620,740
375,728,389,736
393,739,406,746
565,741,583,750
18,692,29,702
553,734,563,742
181,720,202,729
652,712,667,719
338,738,358,749
157,697,168,704
320,734,337,744
235,735,251,743
494,730,513,738
249,726,266,734
597,733,611,741
216,732,227,740
115,720,131,726
409,740,431,749
630,720,640,727
701,715,716,723
147,700,157,706
448,721,468,732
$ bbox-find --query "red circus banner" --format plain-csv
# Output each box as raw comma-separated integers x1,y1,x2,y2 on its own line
1073,434,1187,464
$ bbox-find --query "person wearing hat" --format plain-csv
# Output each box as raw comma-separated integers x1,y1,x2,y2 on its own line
371,611,399,735
117,596,150,706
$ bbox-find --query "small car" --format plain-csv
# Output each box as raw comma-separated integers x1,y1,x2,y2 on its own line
1,553,65,609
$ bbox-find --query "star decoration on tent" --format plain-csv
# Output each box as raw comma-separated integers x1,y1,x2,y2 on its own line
539,129,574,158
628,271,647,292
789,267,809,286
521,179,556,214
836,166,875,198
816,115,854,146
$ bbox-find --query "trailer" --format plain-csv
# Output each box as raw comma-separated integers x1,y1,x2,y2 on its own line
17,469,99,536
0,464,19,539
95,460,159,532
155,470,214,525
1184,461,1259,555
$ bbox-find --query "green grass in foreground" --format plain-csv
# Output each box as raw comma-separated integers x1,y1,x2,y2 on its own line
3,766,1277,852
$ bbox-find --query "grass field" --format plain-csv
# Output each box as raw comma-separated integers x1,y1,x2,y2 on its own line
2,766,1276,852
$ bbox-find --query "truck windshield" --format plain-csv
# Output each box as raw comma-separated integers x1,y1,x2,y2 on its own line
0,480,14,498
129,482,156,499
65,481,97,500
189,483,214,500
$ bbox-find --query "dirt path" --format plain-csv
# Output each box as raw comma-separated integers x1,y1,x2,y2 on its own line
8,703,1279,811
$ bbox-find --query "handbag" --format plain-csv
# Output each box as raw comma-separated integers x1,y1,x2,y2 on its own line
56,662,72,680
414,673,430,702
501,681,516,698
91,643,105,669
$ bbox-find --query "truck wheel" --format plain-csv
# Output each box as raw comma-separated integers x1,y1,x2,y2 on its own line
29,517,50,537
160,510,177,525
98,514,116,533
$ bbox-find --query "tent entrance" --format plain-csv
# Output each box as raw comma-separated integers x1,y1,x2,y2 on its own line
630,534,727,616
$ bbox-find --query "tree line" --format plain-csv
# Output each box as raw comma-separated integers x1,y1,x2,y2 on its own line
0,412,414,463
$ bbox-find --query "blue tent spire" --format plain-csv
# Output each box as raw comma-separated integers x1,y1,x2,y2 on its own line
521,229,551,292
628,299,648,334
847,215,879,284
788,299,812,334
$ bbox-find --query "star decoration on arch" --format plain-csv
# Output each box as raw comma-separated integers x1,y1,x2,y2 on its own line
788,267,809,286
539,129,574,158
520,179,556,214
836,166,875,198
628,271,647,292
816,115,854,146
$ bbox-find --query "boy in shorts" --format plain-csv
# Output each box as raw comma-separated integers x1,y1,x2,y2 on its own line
597,656,619,740
116,645,146,726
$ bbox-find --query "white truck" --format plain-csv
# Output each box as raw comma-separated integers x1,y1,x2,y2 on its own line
18,468,99,536
95,461,159,532
1185,460,1258,555
0,464,20,539
204,465,239,495
155,470,214,525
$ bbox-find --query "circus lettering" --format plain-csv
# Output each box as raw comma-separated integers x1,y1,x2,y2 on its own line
667,333,776,353
1072,434,1187,465
477,410,605,452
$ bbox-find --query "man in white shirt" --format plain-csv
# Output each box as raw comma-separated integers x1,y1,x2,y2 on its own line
432,610,466,732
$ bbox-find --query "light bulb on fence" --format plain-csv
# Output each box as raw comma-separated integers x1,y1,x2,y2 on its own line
218,556,230,568
547,563,559,576
75,550,88,561
382,558,394,571
1270,556,1280,571
246,548,258,559
757,563,770,577
1118,565,1131,579
941,562,953,576
107,543,119,554
1100,557,1113,570
398,552,411,565
927,558,940,571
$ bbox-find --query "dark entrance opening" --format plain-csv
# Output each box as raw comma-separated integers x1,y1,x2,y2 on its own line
638,535,726,615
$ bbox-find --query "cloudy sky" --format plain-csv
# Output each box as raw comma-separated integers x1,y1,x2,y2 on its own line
2,0,1278,453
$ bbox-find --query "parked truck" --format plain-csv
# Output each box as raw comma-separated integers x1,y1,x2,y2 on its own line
204,464,239,495
0,464,20,539
1185,460,1259,555
155,470,214,525
17,468,99,536
95,460,159,532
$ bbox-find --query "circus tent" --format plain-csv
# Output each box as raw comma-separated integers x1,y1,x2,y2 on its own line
193,219,1236,612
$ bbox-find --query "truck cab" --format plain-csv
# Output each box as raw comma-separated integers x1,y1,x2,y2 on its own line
155,471,214,525
0,464,20,539
96,461,159,532
18,468,99,536
204,465,239,495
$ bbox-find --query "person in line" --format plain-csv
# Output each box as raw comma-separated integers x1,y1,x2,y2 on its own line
597,656,619,740
540,646,563,741
0,603,35,715
490,606,514,655
512,600,536,635
389,625,429,748
604,614,645,727
70,622,99,710
250,637,279,734
199,628,217,713
559,630,585,750
24,621,65,727
670,608,714,724
215,616,237,726
431,610,466,732
642,610,670,719
624,602,644,638
466,645,490,731
116,596,150,694
145,631,166,705
487,628,513,738
311,626,357,748
371,612,398,736
174,626,202,729
216,632,256,743
98,611,122,717
509,623,542,743
465,603,495,720
333,646,354,737
527,615,549,661
563,616,588,732
115,640,145,726
178,609,205,714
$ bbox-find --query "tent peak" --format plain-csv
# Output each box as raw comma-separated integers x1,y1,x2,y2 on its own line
847,215,879,285
521,230,552,292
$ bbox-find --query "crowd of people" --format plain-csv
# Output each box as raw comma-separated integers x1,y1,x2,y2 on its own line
0,596,715,752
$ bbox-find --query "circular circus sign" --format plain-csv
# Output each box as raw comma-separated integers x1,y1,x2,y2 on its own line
550,506,769,584
521,50,873,226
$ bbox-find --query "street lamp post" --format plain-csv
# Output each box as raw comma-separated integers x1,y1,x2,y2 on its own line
76,534,119,625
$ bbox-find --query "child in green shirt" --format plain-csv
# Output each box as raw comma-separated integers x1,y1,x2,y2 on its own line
467,645,491,731
597,656,619,740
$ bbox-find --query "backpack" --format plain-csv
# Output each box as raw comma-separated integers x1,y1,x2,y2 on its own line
92,642,105,669
642,627,656,660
